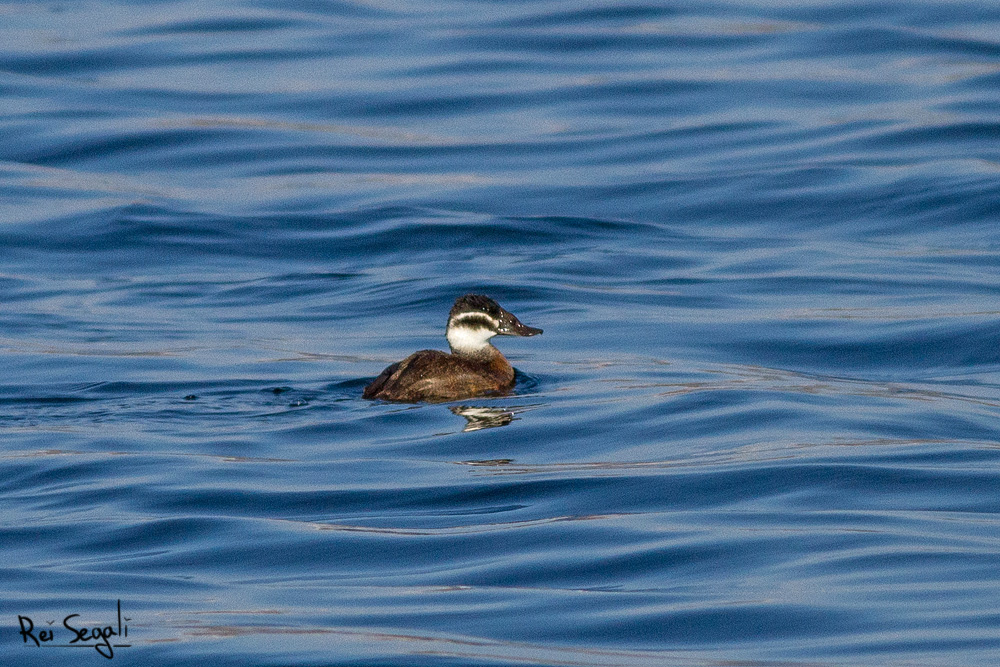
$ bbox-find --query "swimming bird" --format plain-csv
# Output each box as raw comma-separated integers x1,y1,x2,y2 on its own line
362,294,542,402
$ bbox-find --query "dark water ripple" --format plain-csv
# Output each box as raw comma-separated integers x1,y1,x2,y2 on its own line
4,0,1000,665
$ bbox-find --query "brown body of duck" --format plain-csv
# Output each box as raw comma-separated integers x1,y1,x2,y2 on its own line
363,294,542,403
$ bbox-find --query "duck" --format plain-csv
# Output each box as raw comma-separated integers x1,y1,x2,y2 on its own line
363,294,542,402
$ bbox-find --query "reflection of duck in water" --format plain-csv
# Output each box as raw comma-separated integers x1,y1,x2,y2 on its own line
363,294,542,403
450,406,516,431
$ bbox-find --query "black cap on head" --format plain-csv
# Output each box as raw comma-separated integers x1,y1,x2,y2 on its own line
450,294,502,319
449,294,542,337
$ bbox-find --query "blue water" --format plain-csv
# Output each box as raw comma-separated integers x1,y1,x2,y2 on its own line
3,1,1000,665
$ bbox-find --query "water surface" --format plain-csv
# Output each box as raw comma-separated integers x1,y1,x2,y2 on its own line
3,1,1000,665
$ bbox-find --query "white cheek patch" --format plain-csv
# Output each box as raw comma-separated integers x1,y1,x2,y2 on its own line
447,325,496,354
